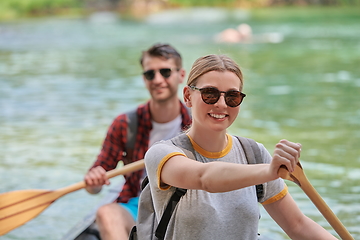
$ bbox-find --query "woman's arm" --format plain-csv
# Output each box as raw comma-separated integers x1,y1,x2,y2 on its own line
161,156,273,192
264,193,338,240
160,139,300,192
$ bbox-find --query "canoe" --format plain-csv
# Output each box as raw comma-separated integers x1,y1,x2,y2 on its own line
62,181,273,240
61,182,123,240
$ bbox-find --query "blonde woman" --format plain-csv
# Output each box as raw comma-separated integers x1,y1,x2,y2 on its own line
144,54,337,239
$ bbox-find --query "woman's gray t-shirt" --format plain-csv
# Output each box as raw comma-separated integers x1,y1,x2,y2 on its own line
144,133,287,240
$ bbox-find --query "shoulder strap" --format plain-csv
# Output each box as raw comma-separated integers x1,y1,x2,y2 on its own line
155,134,194,240
235,136,261,164
235,136,264,201
155,188,187,239
125,109,138,151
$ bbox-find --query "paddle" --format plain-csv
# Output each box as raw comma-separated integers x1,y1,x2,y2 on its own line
278,162,354,240
0,160,145,236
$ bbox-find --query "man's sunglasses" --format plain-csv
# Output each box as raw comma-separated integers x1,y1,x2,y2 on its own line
189,86,246,108
143,68,178,81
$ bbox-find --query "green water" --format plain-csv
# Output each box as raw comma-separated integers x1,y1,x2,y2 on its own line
0,7,359,239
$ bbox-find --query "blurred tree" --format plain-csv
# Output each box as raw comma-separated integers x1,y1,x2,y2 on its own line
0,0,359,21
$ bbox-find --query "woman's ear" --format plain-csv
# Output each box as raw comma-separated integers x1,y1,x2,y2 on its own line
183,86,192,107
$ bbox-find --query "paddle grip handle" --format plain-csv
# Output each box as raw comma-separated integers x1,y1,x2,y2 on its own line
301,179,354,240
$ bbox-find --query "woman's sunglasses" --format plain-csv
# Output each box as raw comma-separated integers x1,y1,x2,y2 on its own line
143,68,178,81
189,86,246,108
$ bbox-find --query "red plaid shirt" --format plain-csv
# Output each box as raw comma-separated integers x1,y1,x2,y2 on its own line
91,101,192,203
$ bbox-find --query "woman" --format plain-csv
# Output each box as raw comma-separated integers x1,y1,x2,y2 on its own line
144,54,337,239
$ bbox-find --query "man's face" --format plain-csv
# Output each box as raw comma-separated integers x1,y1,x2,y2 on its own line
142,56,184,103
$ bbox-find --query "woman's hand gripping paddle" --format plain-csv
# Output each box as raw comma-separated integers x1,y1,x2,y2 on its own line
0,160,145,236
278,162,354,240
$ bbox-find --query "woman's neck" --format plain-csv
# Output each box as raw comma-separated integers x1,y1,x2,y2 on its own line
187,128,228,153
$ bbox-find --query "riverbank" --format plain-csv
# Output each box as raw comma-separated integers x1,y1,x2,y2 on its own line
1,0,360,21
1,6,359,25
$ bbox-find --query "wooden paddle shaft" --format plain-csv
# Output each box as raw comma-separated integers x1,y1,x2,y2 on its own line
300,175,354,240
106,160,144,179
0,160,145,236
57,160,145,196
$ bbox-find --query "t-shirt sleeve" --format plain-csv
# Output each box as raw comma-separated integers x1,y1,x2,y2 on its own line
257,143,288,204
144,140,186,190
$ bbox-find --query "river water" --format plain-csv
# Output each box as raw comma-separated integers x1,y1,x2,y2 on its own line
0,7,359,239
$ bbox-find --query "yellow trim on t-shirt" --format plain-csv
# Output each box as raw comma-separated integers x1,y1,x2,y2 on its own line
157,152,187,190
261,185,288,205
186,134,232,159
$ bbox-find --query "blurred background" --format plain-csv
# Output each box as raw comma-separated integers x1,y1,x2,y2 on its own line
0,0,359,239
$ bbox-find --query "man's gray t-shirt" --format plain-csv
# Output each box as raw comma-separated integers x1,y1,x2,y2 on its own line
144,133,287,240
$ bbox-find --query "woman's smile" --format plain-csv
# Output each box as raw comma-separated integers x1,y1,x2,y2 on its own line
208,113,228,120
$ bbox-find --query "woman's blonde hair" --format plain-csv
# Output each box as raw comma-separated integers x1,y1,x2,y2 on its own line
186,54,244,90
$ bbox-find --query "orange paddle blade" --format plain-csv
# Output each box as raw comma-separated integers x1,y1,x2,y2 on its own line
0,160,145,236
0,189,63,236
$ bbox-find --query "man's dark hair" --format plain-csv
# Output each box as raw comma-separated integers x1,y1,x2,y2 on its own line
140,43,182,69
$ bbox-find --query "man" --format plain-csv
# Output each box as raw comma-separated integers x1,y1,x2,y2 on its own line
84,43,192,240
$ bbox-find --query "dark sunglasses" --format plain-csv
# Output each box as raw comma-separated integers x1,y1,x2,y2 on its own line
189,86,246,108
143,68,178,81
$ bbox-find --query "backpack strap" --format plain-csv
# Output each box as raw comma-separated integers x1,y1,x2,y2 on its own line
125,108,138,152
235,136,264,201
154,135,195,240
137,176,187,240
155,188,187,239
